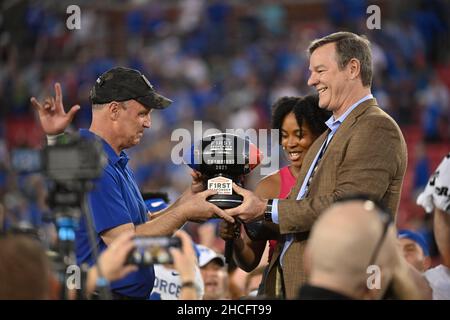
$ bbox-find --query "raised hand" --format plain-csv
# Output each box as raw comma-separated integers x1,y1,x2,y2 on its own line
170,230,200,300
170,230,197,282
30,82,80,135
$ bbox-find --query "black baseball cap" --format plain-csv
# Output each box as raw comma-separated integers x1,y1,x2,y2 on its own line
89,67,172,109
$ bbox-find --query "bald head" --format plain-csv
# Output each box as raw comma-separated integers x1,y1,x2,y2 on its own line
306,200,397,299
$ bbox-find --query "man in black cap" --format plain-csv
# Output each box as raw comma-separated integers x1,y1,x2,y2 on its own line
31,67,233,299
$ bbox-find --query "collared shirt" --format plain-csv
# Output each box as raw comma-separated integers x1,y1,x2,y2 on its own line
271,94,373,265
75,129,155,298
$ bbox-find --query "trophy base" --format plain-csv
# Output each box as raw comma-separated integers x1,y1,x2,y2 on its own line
207,194,243,209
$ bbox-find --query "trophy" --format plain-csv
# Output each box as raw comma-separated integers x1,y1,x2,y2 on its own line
187,133,263,209
186,133,265,264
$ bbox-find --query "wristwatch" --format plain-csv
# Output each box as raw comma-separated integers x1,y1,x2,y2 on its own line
264,199,274,222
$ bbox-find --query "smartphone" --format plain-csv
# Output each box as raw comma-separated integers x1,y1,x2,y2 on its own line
127,236,181,266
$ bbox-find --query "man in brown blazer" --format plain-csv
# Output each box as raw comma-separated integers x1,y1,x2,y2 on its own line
225,31,407,299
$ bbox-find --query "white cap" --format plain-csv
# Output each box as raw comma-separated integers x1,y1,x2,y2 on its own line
417,153,450,214
196,245,226,268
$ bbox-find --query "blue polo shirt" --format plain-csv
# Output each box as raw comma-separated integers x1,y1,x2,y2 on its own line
75,129,155,298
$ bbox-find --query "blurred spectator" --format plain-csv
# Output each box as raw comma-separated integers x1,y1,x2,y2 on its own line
0,234,51,299
417,152,450,299
397,229,431,272
197,244,229,300
418,74,449,143
257,2,286,36
177,0,205,34
149,262,204,300
300,196,425,300
142,191,170,214
197,221,223,253
412,142,431,198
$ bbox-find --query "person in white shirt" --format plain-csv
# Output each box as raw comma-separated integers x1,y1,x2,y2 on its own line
417,152,450,300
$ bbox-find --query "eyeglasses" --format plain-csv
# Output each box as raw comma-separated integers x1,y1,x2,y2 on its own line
366,200,393,267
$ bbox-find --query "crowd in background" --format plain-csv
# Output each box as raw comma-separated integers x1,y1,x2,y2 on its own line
0,0,449,298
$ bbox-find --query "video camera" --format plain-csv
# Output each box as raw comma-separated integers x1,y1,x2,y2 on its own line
11,133,106,182
10,133,107,299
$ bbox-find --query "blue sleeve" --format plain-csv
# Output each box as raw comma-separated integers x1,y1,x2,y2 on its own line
88,168,133,234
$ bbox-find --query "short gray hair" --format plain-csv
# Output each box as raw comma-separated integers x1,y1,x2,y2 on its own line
308,31,372,87
92,101,128,110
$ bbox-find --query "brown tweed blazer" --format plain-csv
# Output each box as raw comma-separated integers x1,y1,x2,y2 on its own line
263,98,407,299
